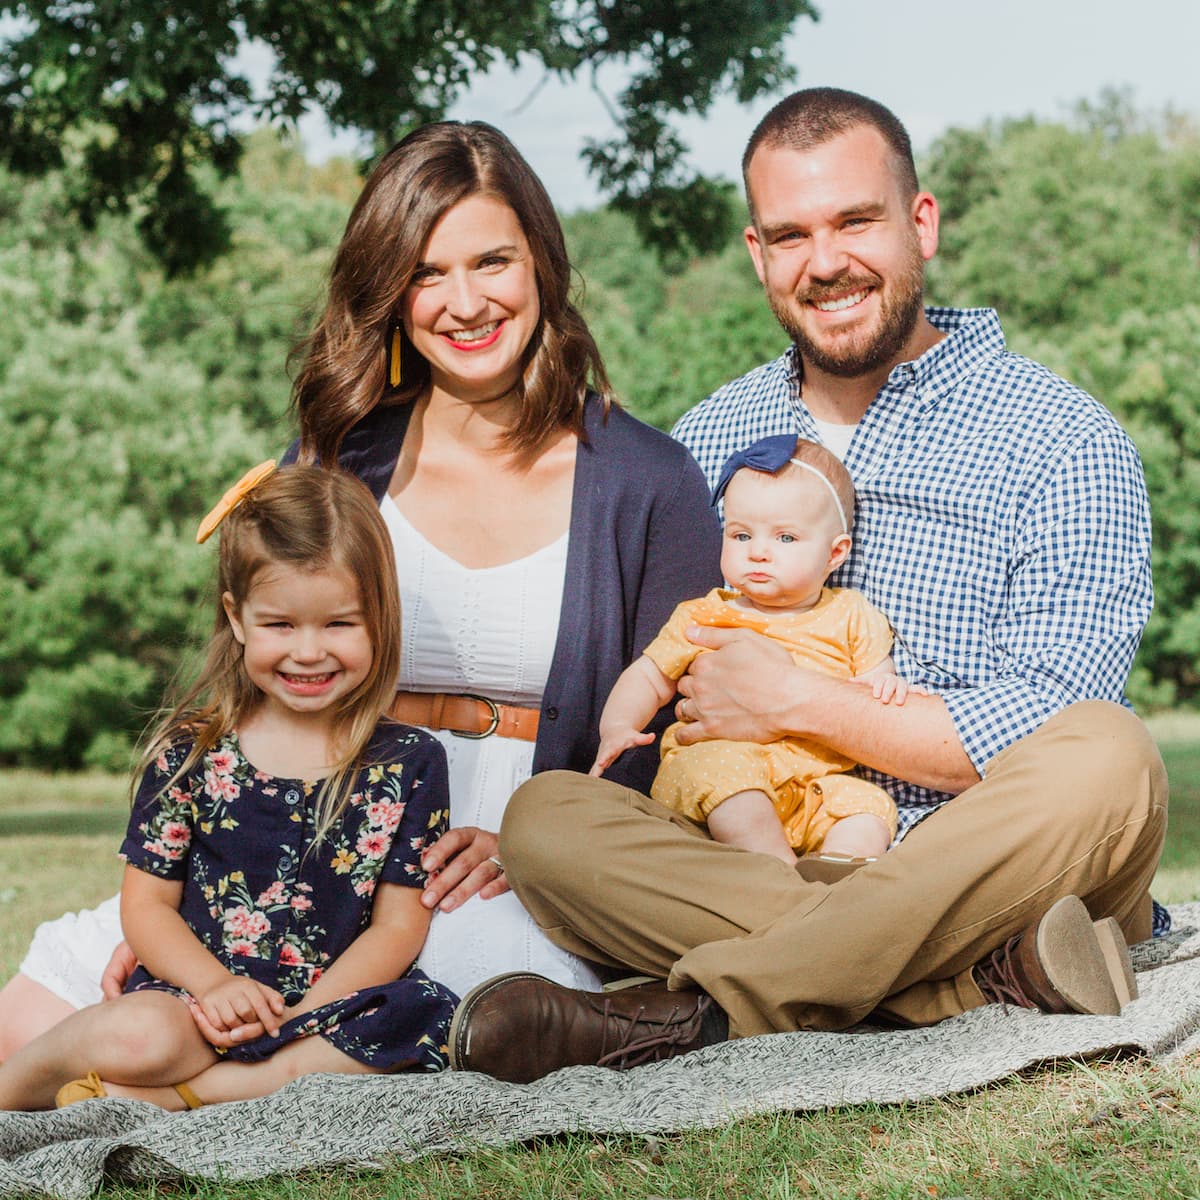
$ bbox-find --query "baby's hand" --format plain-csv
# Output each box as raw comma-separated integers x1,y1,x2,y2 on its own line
195,974,285,1039
871,674,928,706
589,728,655,777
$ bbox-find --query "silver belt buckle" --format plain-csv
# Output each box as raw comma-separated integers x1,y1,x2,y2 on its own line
450,693,500,739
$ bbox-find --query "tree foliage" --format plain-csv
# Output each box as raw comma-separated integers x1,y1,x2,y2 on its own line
0,133,337,767
3,101,1200,768
0,0,817,271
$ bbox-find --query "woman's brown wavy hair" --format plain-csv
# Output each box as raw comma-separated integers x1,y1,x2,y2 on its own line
292,121,612,465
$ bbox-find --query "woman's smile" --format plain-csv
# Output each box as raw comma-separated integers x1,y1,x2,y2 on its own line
404,195,540,402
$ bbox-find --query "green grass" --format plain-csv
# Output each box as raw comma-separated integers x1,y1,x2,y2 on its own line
2,728,1200,1199
81,1058,1200,1199
1149,721,1200,903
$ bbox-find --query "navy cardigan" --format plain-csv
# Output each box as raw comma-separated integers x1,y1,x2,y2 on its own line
285,397,722,793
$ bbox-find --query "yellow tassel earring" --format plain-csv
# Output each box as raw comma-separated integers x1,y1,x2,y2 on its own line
389,327,403,388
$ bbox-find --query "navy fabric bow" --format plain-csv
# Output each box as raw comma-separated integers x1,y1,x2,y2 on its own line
711,434,799,505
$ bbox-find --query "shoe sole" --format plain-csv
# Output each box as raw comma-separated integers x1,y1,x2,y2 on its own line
1034,895,1124,1016
447,971,550,1072
1093,916,1138,1008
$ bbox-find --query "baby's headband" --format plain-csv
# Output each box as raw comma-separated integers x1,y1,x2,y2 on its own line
711,435,849,534
196,460,278,544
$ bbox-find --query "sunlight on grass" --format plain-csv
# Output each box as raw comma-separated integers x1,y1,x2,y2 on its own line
0,733,1198,1200
0,835,124,978
0,770,127,813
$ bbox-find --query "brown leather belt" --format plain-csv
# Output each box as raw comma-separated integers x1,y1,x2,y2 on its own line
389,691,540,741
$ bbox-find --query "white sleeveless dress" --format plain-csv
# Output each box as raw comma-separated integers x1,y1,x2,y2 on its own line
19,495,600,1007
383,496,602,999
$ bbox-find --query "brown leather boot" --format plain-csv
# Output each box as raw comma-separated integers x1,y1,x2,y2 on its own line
973,895,1137,1016
448,972,717,1083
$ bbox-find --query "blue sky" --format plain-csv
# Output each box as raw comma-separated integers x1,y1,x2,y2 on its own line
345,0,1200,211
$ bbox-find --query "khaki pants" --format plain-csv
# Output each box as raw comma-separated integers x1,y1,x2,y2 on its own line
499,702,1167,1037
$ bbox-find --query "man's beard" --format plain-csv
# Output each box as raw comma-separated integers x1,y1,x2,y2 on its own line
771,254,926,379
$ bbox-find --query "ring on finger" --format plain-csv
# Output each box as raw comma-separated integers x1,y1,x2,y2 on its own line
488,855,505,873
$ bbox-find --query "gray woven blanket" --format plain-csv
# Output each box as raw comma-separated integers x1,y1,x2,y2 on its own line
4,901,1200,1200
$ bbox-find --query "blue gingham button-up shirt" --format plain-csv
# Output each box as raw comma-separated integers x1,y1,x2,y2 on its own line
672,307,1153,835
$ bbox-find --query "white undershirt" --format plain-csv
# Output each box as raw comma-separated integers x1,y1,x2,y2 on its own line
811,416,858,462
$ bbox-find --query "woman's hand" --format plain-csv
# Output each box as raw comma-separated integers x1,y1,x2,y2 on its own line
420,826,509,913
100,940,139,1000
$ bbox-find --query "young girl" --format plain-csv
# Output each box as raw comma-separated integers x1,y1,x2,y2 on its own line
591,435,909,867
0,463,455,1110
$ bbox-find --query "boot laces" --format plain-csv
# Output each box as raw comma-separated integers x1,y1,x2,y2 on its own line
975,934,1035,1010
595,995,711,1069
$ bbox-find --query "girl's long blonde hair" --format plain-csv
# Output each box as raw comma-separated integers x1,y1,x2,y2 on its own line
137,466,402,843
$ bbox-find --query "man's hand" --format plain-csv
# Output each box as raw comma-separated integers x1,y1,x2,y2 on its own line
677,625,978,795
100,940,138,1000
420,826,509,913
673,625,800,746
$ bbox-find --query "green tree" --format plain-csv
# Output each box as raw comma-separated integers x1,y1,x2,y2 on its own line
923,104,1200,334
0,0,817,271
0,133,338,768
568,206,786,430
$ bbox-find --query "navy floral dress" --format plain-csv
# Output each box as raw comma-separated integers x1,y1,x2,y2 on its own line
120,720,457,1072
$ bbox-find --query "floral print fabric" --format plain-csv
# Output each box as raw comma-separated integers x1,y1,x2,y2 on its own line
120,721,457,1072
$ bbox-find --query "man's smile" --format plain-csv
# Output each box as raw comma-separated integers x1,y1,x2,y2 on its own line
811,289,870,312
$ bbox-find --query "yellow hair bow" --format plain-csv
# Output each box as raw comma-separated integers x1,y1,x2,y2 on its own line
196,460,278,544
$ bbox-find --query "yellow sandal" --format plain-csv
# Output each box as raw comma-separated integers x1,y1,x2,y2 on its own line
55,1071,106,1107
56,1074,203,1110
172,1082,204,1110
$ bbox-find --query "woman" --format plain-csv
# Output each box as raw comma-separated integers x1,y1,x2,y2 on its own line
0,121,722,1052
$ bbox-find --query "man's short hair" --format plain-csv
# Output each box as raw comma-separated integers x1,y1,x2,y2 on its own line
742,88,919,217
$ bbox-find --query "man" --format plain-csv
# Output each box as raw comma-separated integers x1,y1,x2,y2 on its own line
447,89,1166,1082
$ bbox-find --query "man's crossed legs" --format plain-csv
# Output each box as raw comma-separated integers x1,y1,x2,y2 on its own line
452,702,1166,1079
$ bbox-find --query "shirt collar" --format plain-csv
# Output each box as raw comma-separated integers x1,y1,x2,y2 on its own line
887,307,1006,409
788,306,1006,415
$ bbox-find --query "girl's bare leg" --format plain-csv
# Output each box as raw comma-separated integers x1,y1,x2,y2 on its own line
0,990,216,1110
0,975,77,1062
104,1035,386,1109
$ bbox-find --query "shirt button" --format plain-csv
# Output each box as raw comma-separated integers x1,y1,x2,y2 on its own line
545,707,558,720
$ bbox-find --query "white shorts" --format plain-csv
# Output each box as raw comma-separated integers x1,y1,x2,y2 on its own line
18,894,123,1009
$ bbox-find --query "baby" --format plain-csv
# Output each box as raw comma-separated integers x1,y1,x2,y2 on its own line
592,435,910,866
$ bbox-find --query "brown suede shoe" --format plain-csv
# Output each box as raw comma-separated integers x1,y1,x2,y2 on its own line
973,895,1137,1016
448,972,716,1083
